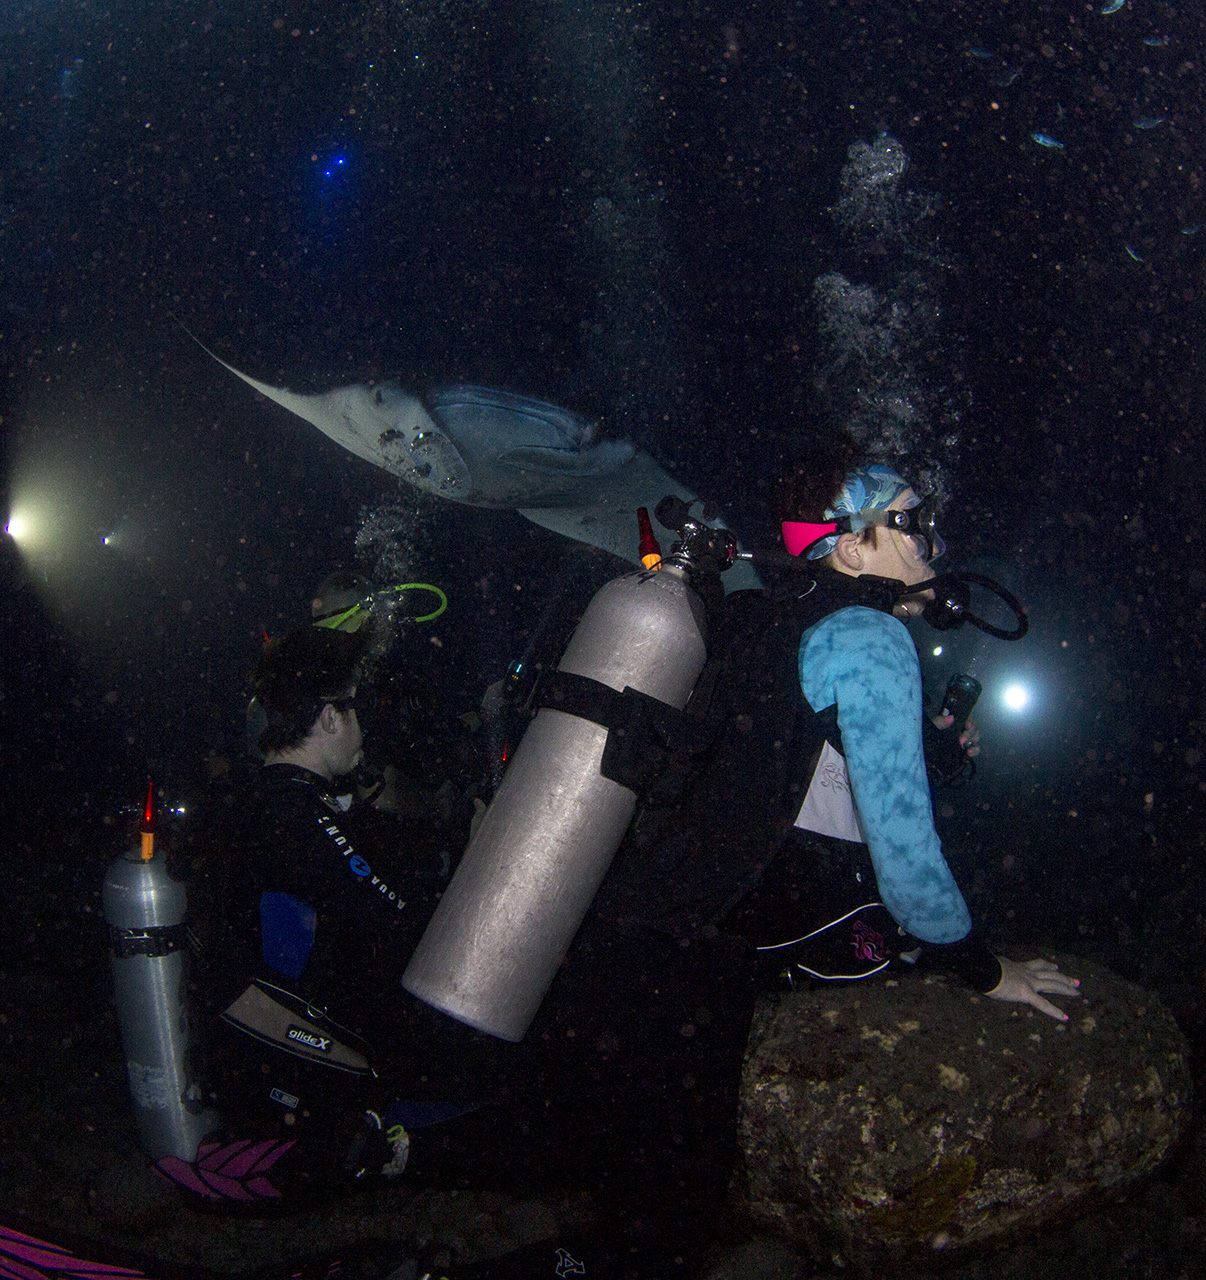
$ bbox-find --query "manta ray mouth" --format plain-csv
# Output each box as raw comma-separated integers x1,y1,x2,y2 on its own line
428,384,598,453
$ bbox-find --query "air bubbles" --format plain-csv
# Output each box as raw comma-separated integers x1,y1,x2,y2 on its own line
831,134,911,239
355,498,425,584
811,133,965,508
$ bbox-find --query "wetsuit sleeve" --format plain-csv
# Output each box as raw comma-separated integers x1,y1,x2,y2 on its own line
800,607,973,946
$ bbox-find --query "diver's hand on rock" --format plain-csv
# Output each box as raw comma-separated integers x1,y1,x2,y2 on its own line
988,957,1081,1021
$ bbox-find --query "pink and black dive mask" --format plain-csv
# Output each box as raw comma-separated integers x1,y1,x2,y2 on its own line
782,493,944,563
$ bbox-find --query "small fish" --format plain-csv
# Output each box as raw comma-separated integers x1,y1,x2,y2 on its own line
1143,34,1170,47
968,46,994,59
1181,224,1202,236
992,67,1022,87
1125,246,1144,262
1031,132,1065,148
1133,116,1165,129
1101,0,1125,14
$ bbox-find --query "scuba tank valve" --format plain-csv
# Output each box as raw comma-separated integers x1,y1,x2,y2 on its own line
102,780,218,1160
637,506,663,571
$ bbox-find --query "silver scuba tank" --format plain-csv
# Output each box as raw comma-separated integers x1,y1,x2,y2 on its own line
103,788,218,1161
402,558,709,1042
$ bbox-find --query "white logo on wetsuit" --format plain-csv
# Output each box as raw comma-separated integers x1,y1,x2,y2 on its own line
794,739,866,844
315,815,407,911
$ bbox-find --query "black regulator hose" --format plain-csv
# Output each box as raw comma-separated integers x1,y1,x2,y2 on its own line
736,551,1028,642
921,572,1028,642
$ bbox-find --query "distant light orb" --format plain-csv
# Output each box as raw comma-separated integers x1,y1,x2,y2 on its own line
320,155,348,182
5,512,29,541
1002,683,1031,712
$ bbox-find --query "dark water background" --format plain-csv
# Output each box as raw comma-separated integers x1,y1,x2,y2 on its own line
1,0,1205,1269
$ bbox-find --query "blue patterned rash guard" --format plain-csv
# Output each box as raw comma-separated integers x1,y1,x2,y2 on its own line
799,605,973,945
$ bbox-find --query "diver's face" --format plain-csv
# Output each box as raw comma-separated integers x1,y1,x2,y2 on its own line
864,488,937,590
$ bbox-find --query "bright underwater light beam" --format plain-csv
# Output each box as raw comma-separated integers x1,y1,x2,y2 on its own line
5,498,59,555
1002,683,1031,712
6,457,114,586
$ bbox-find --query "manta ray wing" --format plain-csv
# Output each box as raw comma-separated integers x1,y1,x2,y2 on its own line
179,323,760,588
176,322,471,499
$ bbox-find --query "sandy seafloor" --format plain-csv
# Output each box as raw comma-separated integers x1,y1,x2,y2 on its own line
2,850,1204,1280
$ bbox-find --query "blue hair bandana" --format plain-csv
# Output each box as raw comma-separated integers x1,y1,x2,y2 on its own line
805,464,912,560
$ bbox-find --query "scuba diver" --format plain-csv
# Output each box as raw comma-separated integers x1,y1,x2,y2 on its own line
247,571,480,835
173,622,508,1207
149,465,1075,1273
717,454,1080,1014
311,571,485,837
600,449,1078,1021
168,619,745,1280
247,571,447,753
244,573,376,763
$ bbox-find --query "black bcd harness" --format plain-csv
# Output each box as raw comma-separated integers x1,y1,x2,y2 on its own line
586,569,909,938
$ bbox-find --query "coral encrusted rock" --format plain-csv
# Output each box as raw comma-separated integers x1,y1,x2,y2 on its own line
737,957,1192,1269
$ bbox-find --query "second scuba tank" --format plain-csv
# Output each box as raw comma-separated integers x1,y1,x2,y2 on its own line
103,783,218,1161
402,560,709,1042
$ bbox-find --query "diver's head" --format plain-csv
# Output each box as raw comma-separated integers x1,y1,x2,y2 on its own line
780,461,942,609
311,572,373,632
255,624,367,778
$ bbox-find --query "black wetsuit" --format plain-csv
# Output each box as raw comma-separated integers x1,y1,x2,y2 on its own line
205,764,436,1038
195,763,749,1227
194,764,513,1199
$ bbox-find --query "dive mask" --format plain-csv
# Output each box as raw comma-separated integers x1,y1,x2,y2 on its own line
856,496,944,562
782,494,944,562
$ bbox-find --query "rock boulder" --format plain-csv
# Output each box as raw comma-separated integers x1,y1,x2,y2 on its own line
737,957,1192,1269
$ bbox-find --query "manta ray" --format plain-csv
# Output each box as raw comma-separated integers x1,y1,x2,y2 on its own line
182,326,761,591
